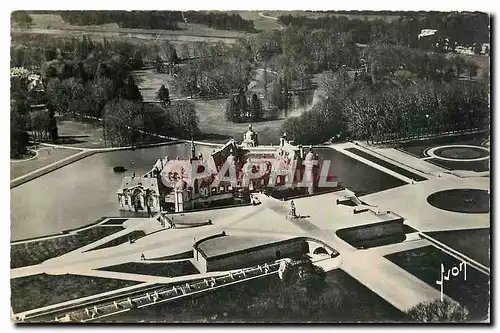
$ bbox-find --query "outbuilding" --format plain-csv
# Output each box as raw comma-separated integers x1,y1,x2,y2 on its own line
193,232,308,273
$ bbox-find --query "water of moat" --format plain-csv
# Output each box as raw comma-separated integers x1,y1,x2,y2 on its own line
11,143,405,241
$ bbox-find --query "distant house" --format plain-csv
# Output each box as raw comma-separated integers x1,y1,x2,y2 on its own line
418,29,438,39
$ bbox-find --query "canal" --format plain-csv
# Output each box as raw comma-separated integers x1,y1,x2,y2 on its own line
11,144,405,241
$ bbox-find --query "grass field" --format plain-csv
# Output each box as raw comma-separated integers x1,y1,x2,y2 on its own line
386,245,490,321
11,273,140,314
10,146,79,180
99,261,199,277
10,226,124,269
425,228,490,268
15,13,247,43
86,230,146,252
56,119,105,149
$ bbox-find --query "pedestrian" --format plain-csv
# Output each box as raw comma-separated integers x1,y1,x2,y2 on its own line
141,253,146,260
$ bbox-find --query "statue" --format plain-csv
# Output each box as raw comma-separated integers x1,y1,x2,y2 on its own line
290,200,296,218
242,124,258,147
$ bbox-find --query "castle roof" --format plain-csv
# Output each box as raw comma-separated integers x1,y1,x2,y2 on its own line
117,176,158,194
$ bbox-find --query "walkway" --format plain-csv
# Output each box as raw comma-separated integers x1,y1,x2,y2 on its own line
259,12,279,20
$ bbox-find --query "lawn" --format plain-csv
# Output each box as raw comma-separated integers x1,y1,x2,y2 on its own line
98,261,199,277
426,158,489,172
149,251,194,261
11,226,124,269
386,245,490,321
10,146,79,180
425,228,490,268
55,119,105,149
345,147,427,181
193,99,285,145
86,230,146,252
132,69,179,103
398,132,489,158
10,273,140,314
115,268,407,322
101,218,129,226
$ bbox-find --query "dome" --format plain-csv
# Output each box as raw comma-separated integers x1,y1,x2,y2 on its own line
175,179,188,190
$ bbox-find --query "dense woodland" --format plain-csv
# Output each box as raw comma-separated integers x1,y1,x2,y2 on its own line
278,11,489,47
21,10,257,33
10,35,199,156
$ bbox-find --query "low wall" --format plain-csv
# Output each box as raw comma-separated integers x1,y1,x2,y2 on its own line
206,240,306,272
336,218,404,245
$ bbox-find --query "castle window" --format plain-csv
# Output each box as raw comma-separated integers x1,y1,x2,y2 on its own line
219,186,225,192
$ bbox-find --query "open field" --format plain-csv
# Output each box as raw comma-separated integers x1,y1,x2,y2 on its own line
11,273,140,314
10,146,79,180
12,13,247,45
386,246,490,320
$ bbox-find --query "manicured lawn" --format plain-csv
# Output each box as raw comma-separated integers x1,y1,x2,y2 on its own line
345,147,427,181
99,261,199,277
55,120,106,149
425,228,490,268
114,269,408,323
101,218,129,226
11,226,124,269
149,251,194,261
10,147,79,180
426,158,489,172
10,273,140,314
398,132,489,158
386,245,490,321
86,230,146,251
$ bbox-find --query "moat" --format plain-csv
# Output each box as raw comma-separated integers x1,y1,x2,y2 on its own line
11,143,405,241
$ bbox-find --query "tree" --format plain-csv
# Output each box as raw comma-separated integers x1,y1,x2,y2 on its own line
10,99,30,158
465,60,479,80
156,85,171,106
124,75,143,102
12,11,32,29
407,298,469,322
143,104,171,139
102,100,143,147
29,110,51,141
168,100,200,138
250,93,262,120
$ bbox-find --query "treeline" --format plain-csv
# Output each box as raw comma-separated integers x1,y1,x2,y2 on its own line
102,100,199,147
10,35,199,150
281,69,489,144
278,11,489,47
225,89,262,122
31,10,256,32
184,11,256,32
173,41,253,98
